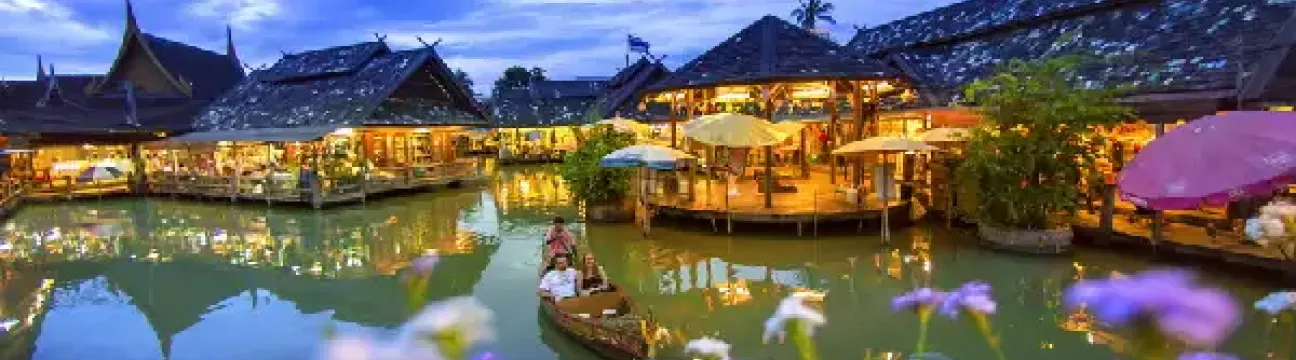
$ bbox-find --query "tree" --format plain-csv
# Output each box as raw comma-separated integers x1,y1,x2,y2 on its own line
791,0,837,30
529,67,547,82
452,69,475,96
558,129,634,204
494,66,533,91
956,56,1132,229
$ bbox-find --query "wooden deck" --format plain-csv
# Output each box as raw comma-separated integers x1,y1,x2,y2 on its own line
147,160,483,208
643,167,910,227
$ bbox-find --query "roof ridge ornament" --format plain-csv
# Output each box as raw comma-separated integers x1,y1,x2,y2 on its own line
373,33,388,44
415,36,443,48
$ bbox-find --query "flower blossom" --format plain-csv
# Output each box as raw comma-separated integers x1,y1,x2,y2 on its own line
762,293,826,344
398,297,495,359
892,288,948,312
1063,269,1240,348
684,337,732,360
938,282,997,318
1177,352,1239,360
1254,291,1296,315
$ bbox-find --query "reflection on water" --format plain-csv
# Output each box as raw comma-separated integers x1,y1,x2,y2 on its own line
0,165,1291,360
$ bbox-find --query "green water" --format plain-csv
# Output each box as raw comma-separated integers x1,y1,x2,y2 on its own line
0,165,1291,360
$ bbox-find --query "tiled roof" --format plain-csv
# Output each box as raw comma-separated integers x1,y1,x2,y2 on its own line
848,0,1290,106
587,58,673,121
847,0,1123,56
647,15,900,92
142,33,244,99
0,75,205,134
194,42,487,131
529,80,605,98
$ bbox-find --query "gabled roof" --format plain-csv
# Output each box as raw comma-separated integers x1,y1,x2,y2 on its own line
647,15,900,92
529,80,605,99
587,57,672,121
91,0,243,98
194,42,487,131
490,84,599,127
846,0,1292,111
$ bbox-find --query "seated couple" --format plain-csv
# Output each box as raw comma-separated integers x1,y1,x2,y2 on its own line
537,253,610,301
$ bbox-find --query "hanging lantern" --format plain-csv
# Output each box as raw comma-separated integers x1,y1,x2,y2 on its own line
638,101,648,112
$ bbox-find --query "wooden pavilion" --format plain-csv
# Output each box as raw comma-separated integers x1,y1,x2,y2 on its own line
0,0,244,200
638,15,916,230
846,0,1296,241
156,39,488,208
490,79,605,164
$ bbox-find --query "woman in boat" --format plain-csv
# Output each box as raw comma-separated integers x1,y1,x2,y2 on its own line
578,253,610,294
545,216,575,259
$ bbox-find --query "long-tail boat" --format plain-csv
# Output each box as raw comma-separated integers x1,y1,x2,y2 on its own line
537,254,659,360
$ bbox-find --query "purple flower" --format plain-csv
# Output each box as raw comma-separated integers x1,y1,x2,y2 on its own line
410,253,439,275
939,281,997,318
1062,269,1240,348
892,288,948,312
1178,352,1239,360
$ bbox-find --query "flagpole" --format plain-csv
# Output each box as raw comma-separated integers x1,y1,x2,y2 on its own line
626,34,631,67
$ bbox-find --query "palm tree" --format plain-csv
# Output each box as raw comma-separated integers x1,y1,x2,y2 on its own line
791,0,837,31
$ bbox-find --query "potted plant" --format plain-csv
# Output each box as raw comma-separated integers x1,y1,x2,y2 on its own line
957,56,1131,254
558,128,635,222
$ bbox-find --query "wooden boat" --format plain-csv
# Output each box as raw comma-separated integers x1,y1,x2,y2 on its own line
538,256,659,360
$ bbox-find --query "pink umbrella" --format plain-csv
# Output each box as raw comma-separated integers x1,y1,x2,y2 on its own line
1119,111,1296,210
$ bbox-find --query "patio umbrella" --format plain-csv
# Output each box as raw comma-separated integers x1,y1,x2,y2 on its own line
918,127,969,143
600,144,695,170
1118,111,1296,210
682,113,789,147
77,165,124,182
834,136,938,242
596,117,652,134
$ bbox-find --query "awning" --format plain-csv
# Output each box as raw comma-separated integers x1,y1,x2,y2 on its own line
166,126,341,143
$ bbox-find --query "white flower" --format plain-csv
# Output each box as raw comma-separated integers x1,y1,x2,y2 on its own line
399,297,495,347
762,293,826,344
320,335,436,360
684,337,732,360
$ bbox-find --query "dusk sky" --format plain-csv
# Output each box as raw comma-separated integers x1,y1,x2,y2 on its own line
0,0,958,95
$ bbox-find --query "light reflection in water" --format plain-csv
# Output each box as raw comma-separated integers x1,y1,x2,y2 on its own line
0,166,1288,360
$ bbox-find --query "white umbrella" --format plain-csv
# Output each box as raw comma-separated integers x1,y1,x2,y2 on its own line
918,127,969,143
833,136,938,243
683,113,790,147
600,144,695,170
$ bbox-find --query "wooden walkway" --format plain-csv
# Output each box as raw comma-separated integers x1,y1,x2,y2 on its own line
1072,210,1293,275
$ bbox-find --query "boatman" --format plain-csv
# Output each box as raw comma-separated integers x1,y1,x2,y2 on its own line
538,254,579,301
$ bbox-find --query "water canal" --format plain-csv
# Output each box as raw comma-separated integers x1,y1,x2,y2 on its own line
0,165,1290,360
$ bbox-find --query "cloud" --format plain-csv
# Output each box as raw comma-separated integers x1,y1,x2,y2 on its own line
186,0,283,30
0,0,111,47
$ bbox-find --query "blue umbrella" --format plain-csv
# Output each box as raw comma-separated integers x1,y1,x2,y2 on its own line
600,144,695,170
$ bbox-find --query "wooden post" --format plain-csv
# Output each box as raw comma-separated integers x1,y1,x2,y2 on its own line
1101,184,1115,236
358,135,368,202
231,143,241,202
850,82,865,190
311,141,324,209
763,85,776,209
265,143,274,204
799,127,808,179
669,92,679,149
405,131,415,185
129,142,146,194
1151,123,1166,249
827,82,839,185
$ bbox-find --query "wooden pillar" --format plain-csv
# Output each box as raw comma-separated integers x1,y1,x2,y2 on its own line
230,144,241,201
799,127,808,179
669,92,679,148
827,82,839,185
311,141,324,209
1151,123,1166,247
358,135,369,201
265,143,274,203
129,143,146,194
763,85,776,209
405,131,415,184
850,82,865,189
1100,183,1115,235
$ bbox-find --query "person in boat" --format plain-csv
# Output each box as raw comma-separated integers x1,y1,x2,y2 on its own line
578,253,610,294
545,216,575,259
538,253,579,301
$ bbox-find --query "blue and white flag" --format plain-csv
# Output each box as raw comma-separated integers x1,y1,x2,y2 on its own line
628,35,650,54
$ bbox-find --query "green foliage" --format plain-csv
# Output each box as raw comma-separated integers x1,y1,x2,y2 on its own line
956,56,1133,229
790,0,836,30
493,66,543,92
452,68,474,96
558,129,635,204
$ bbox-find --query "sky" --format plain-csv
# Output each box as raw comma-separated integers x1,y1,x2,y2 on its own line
0,0,960,96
